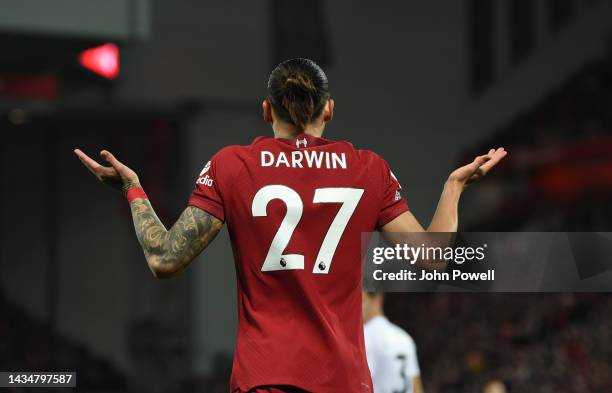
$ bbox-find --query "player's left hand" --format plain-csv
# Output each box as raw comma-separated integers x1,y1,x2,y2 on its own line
448,147,507,188
74,149,140,193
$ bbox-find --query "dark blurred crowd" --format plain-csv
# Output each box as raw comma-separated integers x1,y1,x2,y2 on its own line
386,293,612,393
0,291,126,393
462,34,612,231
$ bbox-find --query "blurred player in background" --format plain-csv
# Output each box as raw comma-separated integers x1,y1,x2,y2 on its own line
363,291,424,393
75,58,505,393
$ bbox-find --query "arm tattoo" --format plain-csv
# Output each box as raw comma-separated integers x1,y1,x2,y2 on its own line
130,200,223,277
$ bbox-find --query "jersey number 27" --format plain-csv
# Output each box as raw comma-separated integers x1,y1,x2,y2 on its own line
252,185,364,274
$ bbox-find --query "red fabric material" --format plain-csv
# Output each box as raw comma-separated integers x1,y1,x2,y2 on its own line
189,134,407,392
234,386,310,393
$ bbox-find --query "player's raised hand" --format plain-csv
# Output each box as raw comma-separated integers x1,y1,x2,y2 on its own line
74,149,140,192
448,147,507,188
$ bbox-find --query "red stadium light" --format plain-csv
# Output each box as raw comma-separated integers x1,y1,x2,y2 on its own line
78,43,119,80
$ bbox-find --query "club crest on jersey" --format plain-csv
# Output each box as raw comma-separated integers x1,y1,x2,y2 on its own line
296,138,308,148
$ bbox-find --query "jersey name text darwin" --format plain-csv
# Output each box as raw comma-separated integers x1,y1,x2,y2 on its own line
261,150,347,169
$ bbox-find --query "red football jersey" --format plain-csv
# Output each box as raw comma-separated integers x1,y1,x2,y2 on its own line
189,133,408,393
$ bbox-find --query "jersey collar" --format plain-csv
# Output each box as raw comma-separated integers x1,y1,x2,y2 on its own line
254,133,334,148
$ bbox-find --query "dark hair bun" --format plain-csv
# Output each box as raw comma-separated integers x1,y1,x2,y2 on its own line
267,58,330,132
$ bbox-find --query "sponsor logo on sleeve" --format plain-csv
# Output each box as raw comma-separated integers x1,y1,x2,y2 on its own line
390,170,402,189
390,170,402,200
199,161,211,175
196,161,214,186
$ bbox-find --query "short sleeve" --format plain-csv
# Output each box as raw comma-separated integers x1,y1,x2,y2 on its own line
363,326,379,379
405,337,421,378
188,155,225,222
377,159,409,227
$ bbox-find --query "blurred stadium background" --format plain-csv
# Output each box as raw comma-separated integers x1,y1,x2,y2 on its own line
1,0,611,392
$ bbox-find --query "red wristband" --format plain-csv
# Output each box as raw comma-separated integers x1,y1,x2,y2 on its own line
126,187,148,203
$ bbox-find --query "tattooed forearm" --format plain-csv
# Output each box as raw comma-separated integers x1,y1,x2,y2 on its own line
129,200,223,278
122,180,142,194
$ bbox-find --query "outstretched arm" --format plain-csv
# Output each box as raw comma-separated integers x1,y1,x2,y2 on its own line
74,149,223,278
379,148,506,271
382,147,507,233
130,201,222,278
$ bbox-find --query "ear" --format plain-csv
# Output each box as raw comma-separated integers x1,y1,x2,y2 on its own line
262,99,273,124
323,99,334,122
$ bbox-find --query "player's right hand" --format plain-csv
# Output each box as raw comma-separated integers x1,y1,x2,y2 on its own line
74,149,140,193
448,147,507,188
